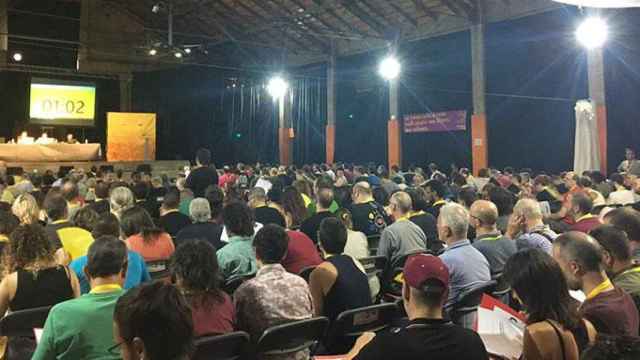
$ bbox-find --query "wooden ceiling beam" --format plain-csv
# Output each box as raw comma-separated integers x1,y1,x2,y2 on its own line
340,0,386,37
232,0,315,53
286,0,347,37
411,0,438,21
246,0,330,52
440,0,473,18
309,0,375,39
387,2,417,28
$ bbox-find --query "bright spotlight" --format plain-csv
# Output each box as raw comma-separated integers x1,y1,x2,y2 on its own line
576,17,608,49
148,49,157,56
184,48,191,54
12,52,23,62
174,51,183,59
267,76,288,99
378,56,401,80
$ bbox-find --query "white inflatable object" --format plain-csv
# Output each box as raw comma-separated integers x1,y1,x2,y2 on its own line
554,0,640,7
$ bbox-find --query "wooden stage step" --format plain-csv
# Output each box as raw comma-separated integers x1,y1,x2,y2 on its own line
5,160,190,179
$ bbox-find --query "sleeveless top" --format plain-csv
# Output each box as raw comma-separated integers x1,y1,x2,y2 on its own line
324,255,372,321
10,266,74,311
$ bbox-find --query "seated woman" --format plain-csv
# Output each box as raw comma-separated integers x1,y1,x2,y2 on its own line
504,249,597,359
113,282,194,360
280,187,322,274
11,193,40,225
335,208,369,259
171,240,235,336
309,218,371,322
121,206,175,261
175,198,224,250
0,224,80,356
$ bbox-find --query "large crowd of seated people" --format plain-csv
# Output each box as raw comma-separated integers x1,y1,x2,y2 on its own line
1,147,640,359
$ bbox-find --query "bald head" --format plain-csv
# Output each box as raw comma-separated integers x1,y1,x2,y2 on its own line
470,200,498,227
390,191,412,215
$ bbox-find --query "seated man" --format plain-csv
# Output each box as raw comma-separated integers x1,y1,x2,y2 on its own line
589,225,640,312
175,197,224,250
377,192,427,266
309,218,371,321
570,193,602,234
554,231,639,336
345,254,489,360
235,224,313,360
158,188,192,237
113,282,194,360
44,194,94,261
605,208,640,263
470,200,517,277
349,182,389,236
506,198,557,254
248,187,286,227
87,181,111,215
438,203,491,309
33,236,128,359
301,180,336,244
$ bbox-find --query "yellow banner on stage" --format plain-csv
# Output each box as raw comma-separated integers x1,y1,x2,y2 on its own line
107,113,156,162
30,83,96,121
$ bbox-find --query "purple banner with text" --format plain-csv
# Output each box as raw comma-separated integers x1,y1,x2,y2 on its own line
403,110,467,133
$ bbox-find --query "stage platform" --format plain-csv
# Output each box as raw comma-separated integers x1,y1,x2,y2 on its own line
5,160,190,179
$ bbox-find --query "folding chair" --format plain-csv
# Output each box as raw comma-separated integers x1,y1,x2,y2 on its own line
146,259,170,280
366,235,381,255
325,303,400,353
193,331,249,360
223,275,254,295
447,280,497,329
490,273,511,305
255,317,329,359
298,266,316,282
0,306,53,360
359,256,387,279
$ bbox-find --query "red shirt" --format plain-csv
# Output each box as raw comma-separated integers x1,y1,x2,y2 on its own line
281,230,323,274
190,292,236,336
571,215,602,234
126,232,175,261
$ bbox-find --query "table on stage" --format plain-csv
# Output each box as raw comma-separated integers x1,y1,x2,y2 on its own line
0,143,102,162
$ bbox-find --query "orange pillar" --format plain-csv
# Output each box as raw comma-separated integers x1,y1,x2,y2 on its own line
278,128,293,165
326,124,335,164
388,117,402,169
471,114,488,175
596,105,607,174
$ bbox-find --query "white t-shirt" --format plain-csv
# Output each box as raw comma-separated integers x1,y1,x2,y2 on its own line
343,230,369,260
607,189,636,206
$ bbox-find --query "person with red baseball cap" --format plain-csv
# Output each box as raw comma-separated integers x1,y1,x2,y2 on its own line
344,254,488,360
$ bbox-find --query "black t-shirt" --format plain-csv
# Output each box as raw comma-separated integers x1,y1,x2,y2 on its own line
185,166,219,198
158,211,192,237
349,201,389,236
300,211,335,244
87,199,110,215
175,222,225,251
354,318,489,360
254,206,286,227
409,213,444,252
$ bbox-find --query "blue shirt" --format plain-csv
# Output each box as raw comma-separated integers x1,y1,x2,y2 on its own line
439,239,491,307
515,225,556,255
70,250,151,294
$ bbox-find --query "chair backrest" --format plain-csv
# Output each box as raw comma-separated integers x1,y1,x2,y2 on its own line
330,303,400,339
490,273,511,303
298,266,316,282
449,280,497,328
0,306,52,337
146,259,170,280
256,317,329,356
367,235,381,255
359,256,387,278
223,275,254,295
193,332,249,360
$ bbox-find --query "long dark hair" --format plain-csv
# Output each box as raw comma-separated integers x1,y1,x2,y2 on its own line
504,249,581,330
281,186,307,228
120,206,164,244
170,240,225,307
